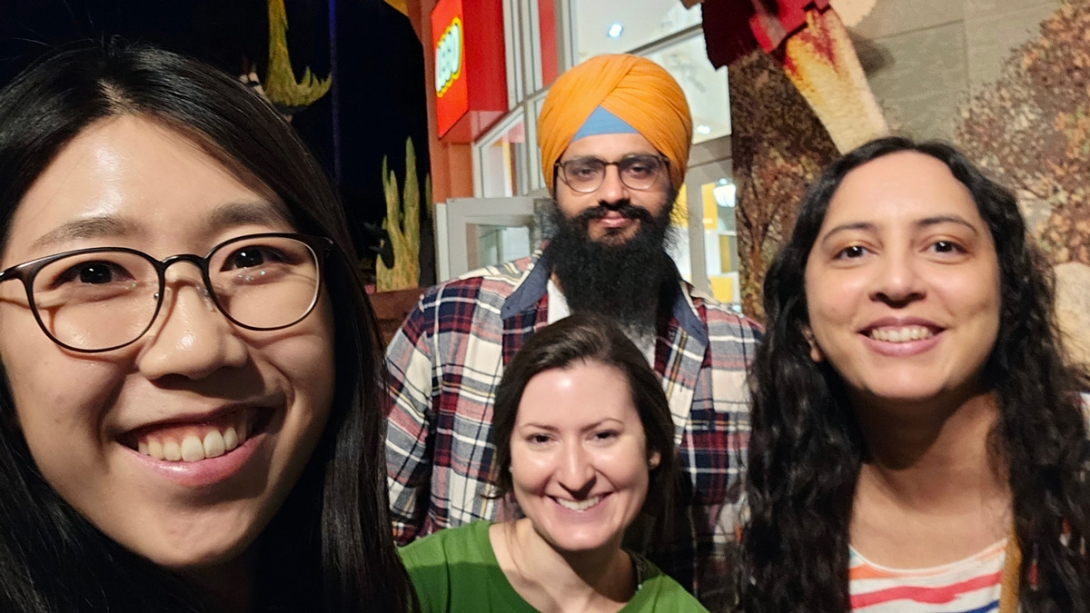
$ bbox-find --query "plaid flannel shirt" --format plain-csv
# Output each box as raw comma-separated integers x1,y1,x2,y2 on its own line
385,252,762,600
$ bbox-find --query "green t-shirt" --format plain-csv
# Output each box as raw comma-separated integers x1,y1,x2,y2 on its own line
399,521,708,613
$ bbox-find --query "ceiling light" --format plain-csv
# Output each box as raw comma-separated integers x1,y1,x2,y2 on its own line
607,22,624,39
696,124,712,135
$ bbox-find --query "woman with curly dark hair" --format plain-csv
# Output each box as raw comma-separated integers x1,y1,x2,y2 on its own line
731,137,1090,612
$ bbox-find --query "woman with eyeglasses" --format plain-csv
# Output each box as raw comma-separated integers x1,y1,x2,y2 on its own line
0,43,414,612
400,313,707,613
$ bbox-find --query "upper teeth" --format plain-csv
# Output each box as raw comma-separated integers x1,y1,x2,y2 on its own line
555,495,602,511
869,326,934,343
135,419,249,463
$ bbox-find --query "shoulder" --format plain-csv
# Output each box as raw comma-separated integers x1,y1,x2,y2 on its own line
400,523,502,612
691,290,762,334
419,255,538,307
400,521,495,569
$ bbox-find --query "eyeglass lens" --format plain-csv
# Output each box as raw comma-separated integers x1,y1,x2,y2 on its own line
29,236,322,351
560,155,665,193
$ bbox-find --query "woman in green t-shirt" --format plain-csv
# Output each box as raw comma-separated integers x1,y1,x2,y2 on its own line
400,313,707,612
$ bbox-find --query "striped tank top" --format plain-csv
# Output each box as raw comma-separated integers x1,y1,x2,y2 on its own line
849,539,1007,612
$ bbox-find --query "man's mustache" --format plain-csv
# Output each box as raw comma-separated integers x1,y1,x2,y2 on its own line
574,201,654,225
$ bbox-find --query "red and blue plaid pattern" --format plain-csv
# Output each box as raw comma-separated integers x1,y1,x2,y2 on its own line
385,254,762,601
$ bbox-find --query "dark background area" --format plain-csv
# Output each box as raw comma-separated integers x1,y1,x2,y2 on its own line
0,0,433,285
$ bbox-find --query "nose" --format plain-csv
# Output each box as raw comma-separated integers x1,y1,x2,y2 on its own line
595,163,630,204
870,249,926,306
136,263,248,380
557,442,596,495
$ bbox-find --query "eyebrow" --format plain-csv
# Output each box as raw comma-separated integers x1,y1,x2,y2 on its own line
561,153,659,164
201,200,294,234
518,418,625,432
31,200,293,252
31,215,139,251
820,214,980,246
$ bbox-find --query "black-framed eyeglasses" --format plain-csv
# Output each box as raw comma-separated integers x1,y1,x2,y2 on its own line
554,154,669,194
0,232,333,353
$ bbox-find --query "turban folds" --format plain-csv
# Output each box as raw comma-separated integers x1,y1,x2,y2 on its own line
537,54,693,192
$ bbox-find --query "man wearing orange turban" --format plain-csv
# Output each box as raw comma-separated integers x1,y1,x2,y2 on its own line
538,54,693,194
386,54,763,603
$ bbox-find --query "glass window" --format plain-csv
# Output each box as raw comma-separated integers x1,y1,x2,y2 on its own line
702,176,740,305
478,114,529,198
569,0,701,60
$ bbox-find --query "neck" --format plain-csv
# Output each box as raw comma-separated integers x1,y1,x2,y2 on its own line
497,519,634,612
854,389,1009,510
182,550,256,613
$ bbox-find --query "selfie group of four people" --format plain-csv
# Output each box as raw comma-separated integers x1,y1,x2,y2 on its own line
0,40,1086,613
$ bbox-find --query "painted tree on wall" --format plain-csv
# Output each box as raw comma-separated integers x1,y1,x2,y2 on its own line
729,50,839,319
957,0,1090,267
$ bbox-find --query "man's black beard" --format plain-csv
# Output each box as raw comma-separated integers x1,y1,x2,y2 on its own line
543,199,681,337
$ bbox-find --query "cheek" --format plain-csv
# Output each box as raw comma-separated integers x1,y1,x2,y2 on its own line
279,297,336,412
508,449,552,494
804,272,868,337
633,188,670,217
0,316,124,461
555,190,592,218
605,450,651,492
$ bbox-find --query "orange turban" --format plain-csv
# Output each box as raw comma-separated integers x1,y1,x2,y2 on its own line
537,54,693,193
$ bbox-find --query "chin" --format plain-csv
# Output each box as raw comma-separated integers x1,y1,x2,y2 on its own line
142,540,245,571
545,532,619,555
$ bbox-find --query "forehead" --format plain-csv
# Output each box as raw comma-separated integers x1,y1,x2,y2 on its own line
515,361,640,427
5,115,288,262
560,132,658,161
821,151,985,230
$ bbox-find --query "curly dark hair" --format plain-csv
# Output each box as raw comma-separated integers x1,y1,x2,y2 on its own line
730,137,1090,612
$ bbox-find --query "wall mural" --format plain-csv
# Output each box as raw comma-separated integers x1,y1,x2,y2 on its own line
727,50,838,319
956,0,1090,366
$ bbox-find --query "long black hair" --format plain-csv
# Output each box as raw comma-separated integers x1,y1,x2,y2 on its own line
732,137,1090,611
0,42,414,612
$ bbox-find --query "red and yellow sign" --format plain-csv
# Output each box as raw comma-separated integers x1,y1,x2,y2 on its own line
430,0,507,141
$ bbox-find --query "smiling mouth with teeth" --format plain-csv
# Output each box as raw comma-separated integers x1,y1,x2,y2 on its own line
125,408,268,463
867,325,936,343
554,495,604,512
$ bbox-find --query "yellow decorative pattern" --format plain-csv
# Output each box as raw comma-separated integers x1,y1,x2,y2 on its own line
263,0,333,111
377,138,423,292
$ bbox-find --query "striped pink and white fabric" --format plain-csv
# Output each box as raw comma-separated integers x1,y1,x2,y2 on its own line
849,540,1006,612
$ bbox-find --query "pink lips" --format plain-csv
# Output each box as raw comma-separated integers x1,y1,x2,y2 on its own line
593,213,634,229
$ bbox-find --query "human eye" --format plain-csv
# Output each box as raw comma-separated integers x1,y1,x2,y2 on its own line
526,432,553,445
591,429,620,443
50,258,136,288
566,159,603,179
622,156,660,178
929,240,967,255
221,245,287,271
833,245,869,260
34,252,152,308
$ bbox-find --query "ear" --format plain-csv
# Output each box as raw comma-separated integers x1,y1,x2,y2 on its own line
802,326,825,363
648,450,661,469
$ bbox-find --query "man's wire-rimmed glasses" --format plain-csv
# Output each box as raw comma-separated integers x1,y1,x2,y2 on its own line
0,232,333,353
554,154,669,194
